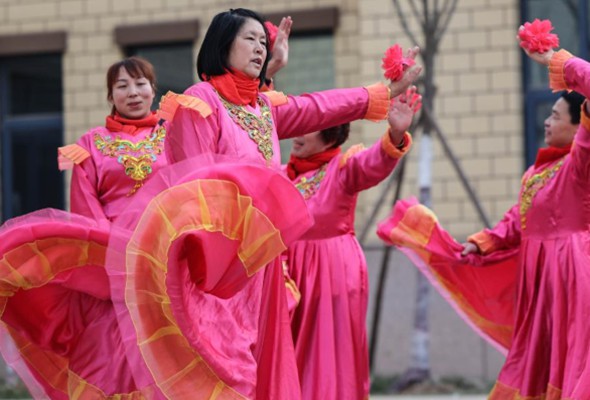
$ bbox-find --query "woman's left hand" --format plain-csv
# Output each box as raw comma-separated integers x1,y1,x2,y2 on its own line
388,86,422,145
266,17,293,79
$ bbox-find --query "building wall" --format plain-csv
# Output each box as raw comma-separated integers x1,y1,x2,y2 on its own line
0,0,523,387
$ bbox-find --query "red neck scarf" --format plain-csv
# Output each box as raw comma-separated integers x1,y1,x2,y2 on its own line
286,147,341,180
534,144,571,168
105,111,158,135
207,70,260,107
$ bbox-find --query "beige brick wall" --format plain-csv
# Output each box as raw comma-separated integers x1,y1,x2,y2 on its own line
355,0,523,242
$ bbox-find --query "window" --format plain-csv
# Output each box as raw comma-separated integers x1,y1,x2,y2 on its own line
522,0,590,165
127,43,194,109
0,53,64,220
115,20,199,109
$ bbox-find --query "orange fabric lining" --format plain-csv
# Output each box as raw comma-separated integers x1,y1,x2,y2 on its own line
549,49,574,93
261,90,288,107
125,179,287,399
384,204,513,349
58,144,90,171
364,83,390,122
0,238,151,399
157,91,213,122
489,380,568,400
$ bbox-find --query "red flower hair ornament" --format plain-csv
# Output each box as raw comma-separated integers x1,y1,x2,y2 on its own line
264,21,279,51
518,19,559,53
381,44,416,81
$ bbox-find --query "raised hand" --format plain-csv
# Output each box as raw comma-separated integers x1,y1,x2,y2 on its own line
266,16,293,79
388,46,422,98
387,85,422,145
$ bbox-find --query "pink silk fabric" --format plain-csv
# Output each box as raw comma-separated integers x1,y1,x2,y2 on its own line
287,140,400,399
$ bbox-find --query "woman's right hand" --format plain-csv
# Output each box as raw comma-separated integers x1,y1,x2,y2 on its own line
461,242,479,256
388,46,422,98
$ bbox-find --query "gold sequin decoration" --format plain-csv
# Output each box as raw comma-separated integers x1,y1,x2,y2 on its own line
519,159,564,229
295,164,328,199
93,125,166,196
219,96,274,161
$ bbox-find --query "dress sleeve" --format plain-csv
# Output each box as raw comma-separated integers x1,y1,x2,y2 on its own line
467,203,521,255
549,52,590,182
338,130,412,193
271,84,390,139
67,136,109,223
159,91,219,164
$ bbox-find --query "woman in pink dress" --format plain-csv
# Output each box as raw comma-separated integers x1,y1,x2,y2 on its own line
378,46,590,399
284,89,420,399
108,8,422,399
0,57,165,398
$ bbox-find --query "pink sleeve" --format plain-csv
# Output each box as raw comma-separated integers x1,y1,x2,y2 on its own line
562,56,590,98
560,56,590,182
469,204,521,254
338,131,410,193
272,84,389,139
69,136,109,223
165,106,219,164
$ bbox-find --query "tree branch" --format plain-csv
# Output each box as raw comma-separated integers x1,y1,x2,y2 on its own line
393,0,422,46
434,0,458,48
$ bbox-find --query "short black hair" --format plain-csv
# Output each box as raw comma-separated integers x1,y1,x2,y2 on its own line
560,90,585,124
319,123,350,149
197,8,270,85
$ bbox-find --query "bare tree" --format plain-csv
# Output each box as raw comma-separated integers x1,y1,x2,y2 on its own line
391,0,458,390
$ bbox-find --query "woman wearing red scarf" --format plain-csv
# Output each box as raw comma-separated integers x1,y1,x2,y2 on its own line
102,7,422,400
284,88,420,400
0,57,174,398
378,47,590,398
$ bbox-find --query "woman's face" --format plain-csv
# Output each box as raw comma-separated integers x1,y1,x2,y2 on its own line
228,18,267,79
291,132,334,159
109,66,155,119
544,97,578,148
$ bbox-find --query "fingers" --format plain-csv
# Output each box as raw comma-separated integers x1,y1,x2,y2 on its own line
279,16,293,36
405,46,420,60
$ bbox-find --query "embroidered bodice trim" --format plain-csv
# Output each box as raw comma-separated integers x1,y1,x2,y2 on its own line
295,164,328,200
219,95,274,161
519,158,565,229
93,125,166,196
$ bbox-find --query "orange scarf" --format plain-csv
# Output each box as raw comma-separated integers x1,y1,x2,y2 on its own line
207,70,260,106
286,147,341,180
105,111,158,135
534,144,571,168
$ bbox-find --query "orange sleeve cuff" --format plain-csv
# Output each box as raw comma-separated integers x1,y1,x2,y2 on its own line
381,130,412,158
364,83,391,122
467,231,496,255
262,90,288,107
549,49,574,93
58,144,90,171
156,91,213,122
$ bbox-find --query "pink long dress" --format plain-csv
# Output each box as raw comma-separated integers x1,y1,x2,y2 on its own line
378,50,590,400
0,121,168,399
286,132,410,400
113,81,389,399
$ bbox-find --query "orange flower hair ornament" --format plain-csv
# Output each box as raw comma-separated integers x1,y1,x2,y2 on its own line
265,21,279,51
382,44,416,81
518,19,559,53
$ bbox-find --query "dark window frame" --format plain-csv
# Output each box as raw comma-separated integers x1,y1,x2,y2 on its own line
521,0,589,166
